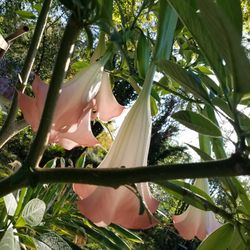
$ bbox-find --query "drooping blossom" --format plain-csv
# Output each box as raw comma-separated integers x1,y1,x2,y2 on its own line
173,178,221,240
73,65,159,229
18,56,124,150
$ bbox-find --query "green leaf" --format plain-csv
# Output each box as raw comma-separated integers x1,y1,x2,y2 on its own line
170,180,215,204
85,226,122,250
172,110,222,137
15,217,26,228
186,143,213,161
33,4,42,13
229,226,247,250
39,232,71,250
94,227,131,250
230,177,250,216
71,60,89,73
16,10,36,19
158,60,209,102
167,0,250,96
199,134,211,157
160,181,212,211
150,96,158,116
110,224,143,243
216,0,242,37
197,223,234,250
154,0,178,60
196,0,250,95
3,193,17,216
211,97,234,118
21,198,46,226
136,31,151,78
33,238,63,250
0,228,20,250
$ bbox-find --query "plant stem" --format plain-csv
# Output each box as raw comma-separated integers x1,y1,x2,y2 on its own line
24,14,83,169
1,153,249,198
0,0,52,148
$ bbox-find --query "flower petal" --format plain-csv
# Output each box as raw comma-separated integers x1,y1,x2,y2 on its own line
50,110,99,150
53,62,103,130
18,93,41,131
95,72,124,122
77,185,158,229
173,179,221,240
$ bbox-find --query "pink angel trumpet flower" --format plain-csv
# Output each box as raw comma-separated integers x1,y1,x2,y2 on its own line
173,178,221,240
73,64,159,229
18,55,124,150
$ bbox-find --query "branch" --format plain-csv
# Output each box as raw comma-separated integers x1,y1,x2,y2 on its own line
0,0,52,148
0,154,249,198
0,120,28,148
23,14,84,169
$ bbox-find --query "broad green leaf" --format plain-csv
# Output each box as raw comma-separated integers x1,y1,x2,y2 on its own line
21,198,46,226
198,74,222,97
197,223,234,250
16,10,36,19
136,31,151,78
216,0,242,37
166,0,227,91
3,193,17,216
238,112,250,133
154,0,178,60
229,226,248,250
186,143,213,161
199,134,211,157
197,0,250,95
0,228,20,250
167,0,250,96
39,232,71,250
172,110,221,137
211,97,234,118
158,60,209,102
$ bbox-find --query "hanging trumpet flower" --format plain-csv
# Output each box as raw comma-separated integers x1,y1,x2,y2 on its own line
18,47,123,150
173,178,221,240
73,64,159,229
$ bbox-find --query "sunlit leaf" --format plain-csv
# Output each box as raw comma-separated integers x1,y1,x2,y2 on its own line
3,193,17,216
158,60,209,102
21,198,46,226
197,223,234,250
16,10,36,19
154,0,178,60
0,228,20,250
